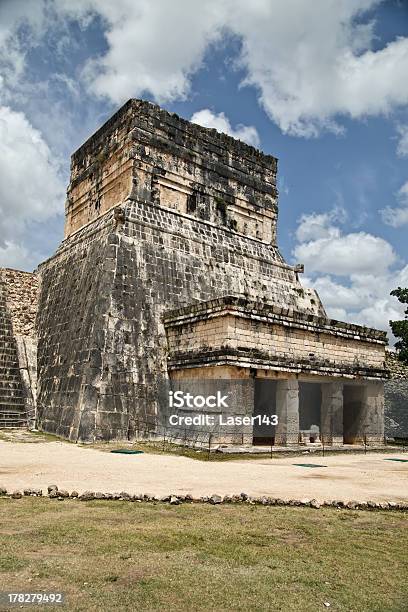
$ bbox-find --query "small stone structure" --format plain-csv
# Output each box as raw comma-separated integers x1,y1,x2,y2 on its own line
0,99,400,444
384,351,408,440
0,269,38,427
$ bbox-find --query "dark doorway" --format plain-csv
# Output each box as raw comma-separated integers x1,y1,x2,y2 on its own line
343,384,365,444
253,380,277,445
299,382,321,443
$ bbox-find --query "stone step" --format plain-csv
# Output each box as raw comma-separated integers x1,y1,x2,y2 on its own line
0,388,24,396
0,348,19,356
0,389,22,396
0,373,22,382
0,372,22,378
0,350,19,359
0,397,24,405
0,376,22,385
0,375,22,383
0,318,13,325
0,416,27,428
0,359,20,368
0,407,26,414
0,340,18,348
0,336,15,344
0,330,14,339
0,382,23,391
0,398,25,413
0,317,13,326
0,394,25,403
0,372,21,379
0,390,24,399
0,408,26,416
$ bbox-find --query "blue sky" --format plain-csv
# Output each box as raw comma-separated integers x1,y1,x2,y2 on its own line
0,0,407,336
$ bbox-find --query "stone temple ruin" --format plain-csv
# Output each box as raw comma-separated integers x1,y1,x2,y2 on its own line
0,99,406,446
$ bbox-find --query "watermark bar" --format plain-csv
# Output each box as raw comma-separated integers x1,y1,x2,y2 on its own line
0,593,65,607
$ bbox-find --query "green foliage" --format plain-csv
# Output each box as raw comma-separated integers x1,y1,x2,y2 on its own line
390,287,408,364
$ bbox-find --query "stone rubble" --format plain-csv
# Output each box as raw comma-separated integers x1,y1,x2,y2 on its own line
0,486,406,511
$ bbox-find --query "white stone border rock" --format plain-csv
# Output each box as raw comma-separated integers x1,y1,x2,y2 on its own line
0,486,406,511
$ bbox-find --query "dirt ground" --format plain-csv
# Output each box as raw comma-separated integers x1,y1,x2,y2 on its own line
0,434,407,503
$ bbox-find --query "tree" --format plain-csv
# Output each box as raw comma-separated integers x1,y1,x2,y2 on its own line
390,287,408,364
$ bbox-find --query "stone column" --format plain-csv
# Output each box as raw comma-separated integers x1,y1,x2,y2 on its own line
321,382,343,445
363,381,384,444
275,379,299,445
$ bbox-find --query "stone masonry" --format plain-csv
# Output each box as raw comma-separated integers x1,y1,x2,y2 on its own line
4,98,390,444
0,269,38,427
384,351,408,440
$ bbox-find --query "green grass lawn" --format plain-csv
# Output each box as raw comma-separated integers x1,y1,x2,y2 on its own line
0,499,407,611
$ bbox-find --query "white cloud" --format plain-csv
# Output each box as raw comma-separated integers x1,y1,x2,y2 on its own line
0,0,48,95
295,210,406,336
0,241,39,271
79,0,408,136
308,271,408,335
294,211,396,276
190,109,260,147
295,208,347,242
380,181,408,228
0,105,65,269
78,0,226,104
396,124,408,157
231,0,408,136
1,1,408,138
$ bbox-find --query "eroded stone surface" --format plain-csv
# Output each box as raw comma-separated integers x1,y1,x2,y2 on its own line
0,269,38,427
0,99,396,444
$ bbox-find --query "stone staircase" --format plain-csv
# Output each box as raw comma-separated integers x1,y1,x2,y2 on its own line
0,278,27,428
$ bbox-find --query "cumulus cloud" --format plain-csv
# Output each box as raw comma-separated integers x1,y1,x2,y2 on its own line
0,0,48,95
396,124,408,157
191,109,260,147
295,209,406,335
294,211,396,276
80,0,408,136
70,0,226,104
295,208,347,242
0,242,39,271
2,1,408,137
0,105,65,269
306,270,408,335
380,181,408,228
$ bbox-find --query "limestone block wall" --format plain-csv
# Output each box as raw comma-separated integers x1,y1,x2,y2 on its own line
1,269,38,336
37,99,388,443
164,297,387,379
37,213,118,440
37,194,326,441
66,99,278,243
384,352,408,439
0,269,38,425
385,378,408,438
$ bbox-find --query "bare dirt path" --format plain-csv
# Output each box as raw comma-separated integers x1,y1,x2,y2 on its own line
0,439,407,503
